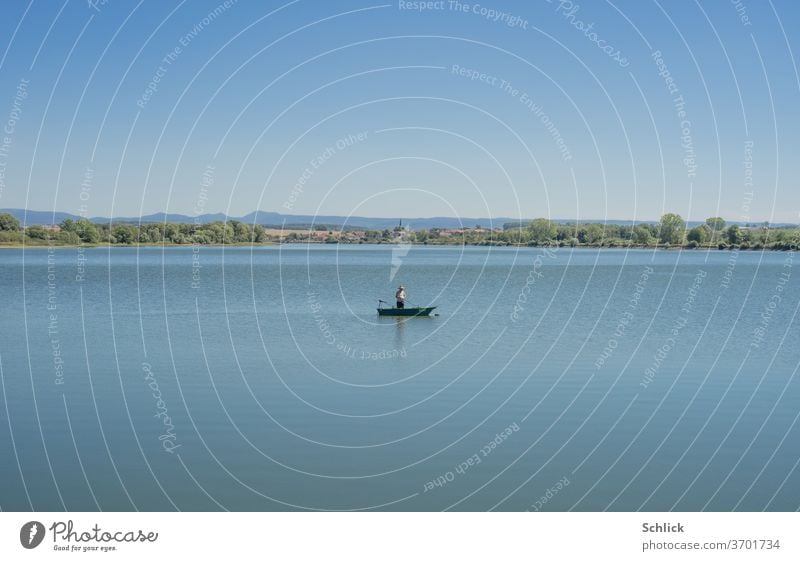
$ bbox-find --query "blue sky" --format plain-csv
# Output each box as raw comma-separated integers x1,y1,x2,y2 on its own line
0,0,798,222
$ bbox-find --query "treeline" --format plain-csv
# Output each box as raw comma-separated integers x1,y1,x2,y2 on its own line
0,212,798,250
0,214,266,245
413,214,799,250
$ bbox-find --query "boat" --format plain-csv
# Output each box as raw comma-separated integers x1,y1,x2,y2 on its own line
377,306,437,317
377,300,437,317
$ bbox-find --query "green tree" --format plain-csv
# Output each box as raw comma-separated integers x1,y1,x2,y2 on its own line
0,230,23,243
739,228,753,247
95,223,111,243
0,212,20,231
58,230,81,245
252,224,265,243
60,218,76,232
140,223,165,243
192,230,214,245
578,223,605,245
528,218,557,244
164,223,180,243
615,225,633,241
705,217,725,232
230,220,252,243
687,224,710,244
25,225,49,239
75,218,99,243
632,225,654,245
112,224,137,244
705,217,725,242
755,222,771,245
726,224,741,245
658,213,686,245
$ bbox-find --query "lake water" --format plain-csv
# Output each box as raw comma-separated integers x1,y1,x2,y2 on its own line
0,245,798,511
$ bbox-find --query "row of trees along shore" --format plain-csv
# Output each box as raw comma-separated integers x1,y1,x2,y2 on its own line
0,212,798,250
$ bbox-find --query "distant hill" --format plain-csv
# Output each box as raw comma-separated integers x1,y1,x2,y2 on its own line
2,209,796,230
3,209,82,225
1,209,518,229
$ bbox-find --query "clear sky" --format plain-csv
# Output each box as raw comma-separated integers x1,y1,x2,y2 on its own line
0,0,798,222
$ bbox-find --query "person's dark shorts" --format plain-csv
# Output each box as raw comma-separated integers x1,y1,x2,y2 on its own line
397,301,404,309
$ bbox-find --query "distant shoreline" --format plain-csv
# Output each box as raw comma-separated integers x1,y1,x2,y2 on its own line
0,241,791,251
1,212,797,251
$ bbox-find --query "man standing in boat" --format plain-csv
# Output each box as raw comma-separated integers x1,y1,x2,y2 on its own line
395,285,406,309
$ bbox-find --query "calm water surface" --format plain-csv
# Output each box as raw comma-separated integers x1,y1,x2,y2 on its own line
0,245,798,511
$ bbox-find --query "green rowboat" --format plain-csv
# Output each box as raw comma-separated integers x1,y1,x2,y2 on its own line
377,300,436,317
377,306,437,317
